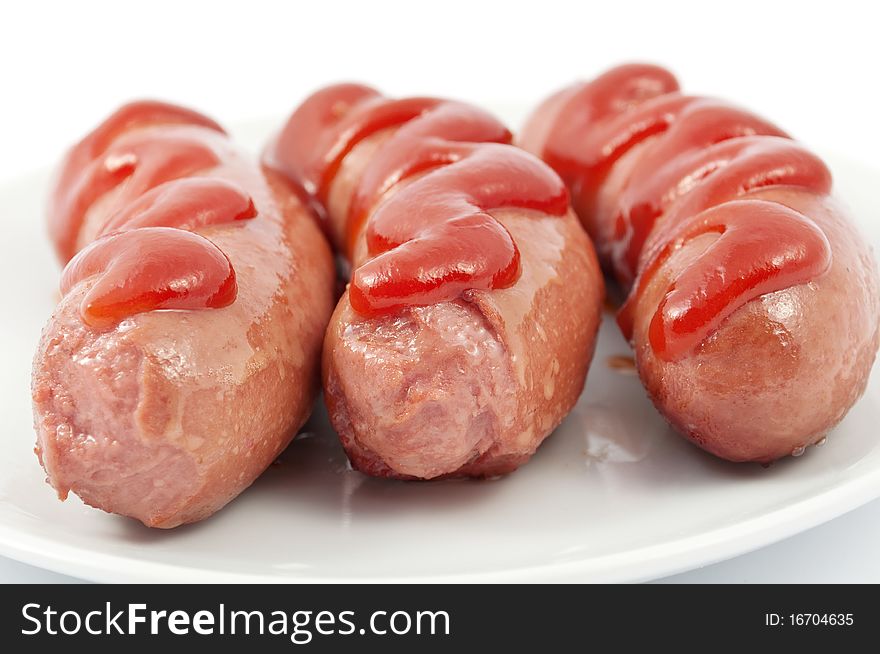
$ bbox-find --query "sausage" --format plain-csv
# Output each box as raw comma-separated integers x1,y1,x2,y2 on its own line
31,101,335,527
520,64,880,462
264,86,604,479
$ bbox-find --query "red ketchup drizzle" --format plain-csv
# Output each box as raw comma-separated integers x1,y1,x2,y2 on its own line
266,85,567,315
61,228,237,329
525,64,680,223
52,101,256,328
98,178,256,235
630,201,831,359
345,101,511,255
527,64,834,360
264,86,440,210
50,101,225,262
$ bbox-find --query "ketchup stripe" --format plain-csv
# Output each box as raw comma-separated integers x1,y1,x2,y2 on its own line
524,64,833,361
52,101,257,328
265,85,567,316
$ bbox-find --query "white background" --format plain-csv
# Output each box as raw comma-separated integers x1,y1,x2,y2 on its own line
1,0,878,582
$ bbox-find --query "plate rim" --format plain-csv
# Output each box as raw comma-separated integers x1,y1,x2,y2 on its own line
1,463,878,583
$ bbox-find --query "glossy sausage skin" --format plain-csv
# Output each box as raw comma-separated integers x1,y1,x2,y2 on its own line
521,64,880,462
32,102,335,527
266,87,604,479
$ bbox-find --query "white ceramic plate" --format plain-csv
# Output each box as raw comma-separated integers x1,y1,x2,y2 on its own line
1,117,878,583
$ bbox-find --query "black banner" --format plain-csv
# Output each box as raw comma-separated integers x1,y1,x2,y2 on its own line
0,584,871,650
